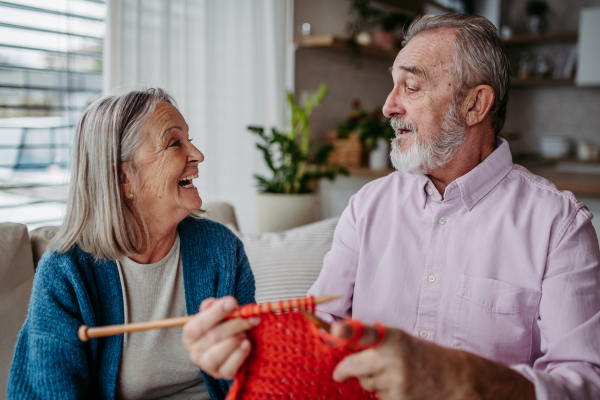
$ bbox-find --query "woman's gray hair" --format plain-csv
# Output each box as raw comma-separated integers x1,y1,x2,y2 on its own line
50,88,178,260
402,14,510,135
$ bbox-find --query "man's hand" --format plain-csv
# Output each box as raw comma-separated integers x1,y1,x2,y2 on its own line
332,321,536,400
182,296,260,380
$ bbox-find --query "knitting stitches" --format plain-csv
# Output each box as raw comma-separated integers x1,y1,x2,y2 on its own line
226,299,381,400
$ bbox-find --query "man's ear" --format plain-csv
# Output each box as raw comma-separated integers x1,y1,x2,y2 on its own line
119,163,133,199
464,85,495,127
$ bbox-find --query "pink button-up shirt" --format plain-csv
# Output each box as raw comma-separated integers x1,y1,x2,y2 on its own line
308,139,600,399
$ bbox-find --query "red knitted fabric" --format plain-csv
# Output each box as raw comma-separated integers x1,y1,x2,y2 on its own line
225,297,383,400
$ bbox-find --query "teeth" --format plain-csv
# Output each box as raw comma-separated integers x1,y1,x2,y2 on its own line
178,173,199,183
182,183,195,189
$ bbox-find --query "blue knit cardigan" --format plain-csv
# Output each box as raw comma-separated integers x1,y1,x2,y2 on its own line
8,217,256,400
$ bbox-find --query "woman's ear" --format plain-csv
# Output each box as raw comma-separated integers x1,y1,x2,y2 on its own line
464,85,495,127
120,163,133,199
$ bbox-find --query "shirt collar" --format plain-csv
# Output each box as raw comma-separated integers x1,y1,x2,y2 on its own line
452,137,513,211
416,137,513,210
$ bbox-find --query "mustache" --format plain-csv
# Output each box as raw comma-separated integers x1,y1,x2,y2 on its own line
390,117,418,134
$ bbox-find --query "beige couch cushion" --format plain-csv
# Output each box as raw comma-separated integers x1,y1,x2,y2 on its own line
202,202,239,231
0,223,34,396
30,225,59,269
234,217,338,304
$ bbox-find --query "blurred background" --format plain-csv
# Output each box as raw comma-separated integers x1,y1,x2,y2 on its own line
0,0,598,235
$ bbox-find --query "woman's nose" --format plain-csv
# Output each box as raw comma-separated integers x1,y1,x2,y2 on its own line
188,142,204,163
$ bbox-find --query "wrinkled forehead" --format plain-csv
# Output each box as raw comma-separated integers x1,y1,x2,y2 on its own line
143,101,185,138
393,28,457,82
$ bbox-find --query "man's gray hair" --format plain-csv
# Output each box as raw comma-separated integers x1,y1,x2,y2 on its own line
403,14,510,135
49,88,176,260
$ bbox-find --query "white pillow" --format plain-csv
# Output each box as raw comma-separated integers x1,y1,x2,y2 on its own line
232,217,339,304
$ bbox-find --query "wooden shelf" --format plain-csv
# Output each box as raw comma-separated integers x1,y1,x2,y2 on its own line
510,77,575,87
527,167,600,197
503,31,578,45
295,35,398,60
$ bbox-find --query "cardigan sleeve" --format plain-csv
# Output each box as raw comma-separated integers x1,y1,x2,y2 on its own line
234,239,256,307
8,254,92,399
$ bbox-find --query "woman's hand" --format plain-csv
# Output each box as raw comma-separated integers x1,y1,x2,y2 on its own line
331,321,535,400
182,296,260,380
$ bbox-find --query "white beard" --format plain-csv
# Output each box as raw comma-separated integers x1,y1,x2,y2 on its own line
389,102,467,175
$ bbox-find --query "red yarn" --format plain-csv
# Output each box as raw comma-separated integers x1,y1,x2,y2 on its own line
225,297,384,400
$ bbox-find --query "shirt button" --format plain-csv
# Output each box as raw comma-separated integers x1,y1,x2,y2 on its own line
438,217,446,225
428,188,433,195
428,274,436,283
467,196,473,203
419,330,428,338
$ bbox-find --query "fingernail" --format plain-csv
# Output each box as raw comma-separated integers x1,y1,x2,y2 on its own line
332,372,340,382
248,317,261,325
241,339,250,350
223,299,236,312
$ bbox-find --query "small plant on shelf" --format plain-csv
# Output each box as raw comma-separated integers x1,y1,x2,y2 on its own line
248,84,348,194
337,99,394,151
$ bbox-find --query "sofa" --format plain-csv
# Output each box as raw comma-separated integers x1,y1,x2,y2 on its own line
0,202,338,398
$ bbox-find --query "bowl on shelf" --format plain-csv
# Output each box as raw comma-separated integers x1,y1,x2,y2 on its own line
540,135,571,159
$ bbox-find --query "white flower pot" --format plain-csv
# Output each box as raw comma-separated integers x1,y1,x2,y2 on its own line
369,138,390,170
255,193,318,233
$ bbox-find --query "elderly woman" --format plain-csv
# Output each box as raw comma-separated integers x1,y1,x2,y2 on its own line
8,88,256,400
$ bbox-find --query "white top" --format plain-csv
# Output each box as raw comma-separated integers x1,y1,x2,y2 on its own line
115,233,210,400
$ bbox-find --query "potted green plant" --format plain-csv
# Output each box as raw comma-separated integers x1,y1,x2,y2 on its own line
338,100,394,170
526,1,549,34
248,84,348,232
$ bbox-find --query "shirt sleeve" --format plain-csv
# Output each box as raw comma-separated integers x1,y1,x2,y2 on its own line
512,206,600,399
307,195,361,324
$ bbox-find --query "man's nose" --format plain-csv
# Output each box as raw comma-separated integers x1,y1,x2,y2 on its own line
383,88,404,118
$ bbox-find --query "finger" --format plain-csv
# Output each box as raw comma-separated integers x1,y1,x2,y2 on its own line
182,296,239,346
198,335,246,378
331,321,381,346
200,297,217,312
333,349,386,382
184,315,259,350
216,339,252,380
358,374,380,392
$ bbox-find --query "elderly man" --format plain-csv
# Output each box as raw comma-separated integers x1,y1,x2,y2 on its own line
182,13,600,400
307,13,600,400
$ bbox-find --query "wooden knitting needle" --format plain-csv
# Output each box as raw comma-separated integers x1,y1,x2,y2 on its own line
300,309,332,333
78,295,339,342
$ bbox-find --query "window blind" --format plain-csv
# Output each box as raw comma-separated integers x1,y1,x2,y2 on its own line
0,0,105,228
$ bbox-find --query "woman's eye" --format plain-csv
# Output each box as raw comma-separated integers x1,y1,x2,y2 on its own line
169,140,180,148
407,87,417,93
188,138,193,143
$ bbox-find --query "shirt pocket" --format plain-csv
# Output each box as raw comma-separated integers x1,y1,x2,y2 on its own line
452,274,541,365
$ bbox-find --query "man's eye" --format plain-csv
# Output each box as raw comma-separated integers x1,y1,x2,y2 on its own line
408,87,417,93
